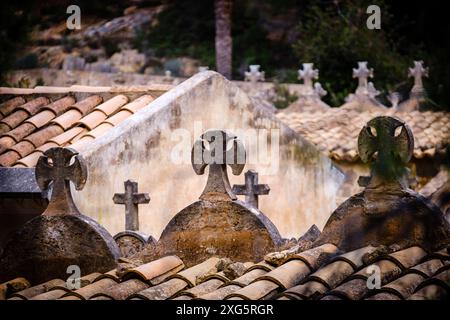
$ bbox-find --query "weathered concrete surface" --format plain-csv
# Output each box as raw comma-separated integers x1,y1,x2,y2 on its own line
74,71,344,239
0,214,119,284
157,200,282,266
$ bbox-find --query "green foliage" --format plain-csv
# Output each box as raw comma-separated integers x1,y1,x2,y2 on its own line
134,0,216,67
270,81,298,109
292,0,411,106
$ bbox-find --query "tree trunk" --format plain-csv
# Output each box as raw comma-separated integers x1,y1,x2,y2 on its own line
215,0,232,79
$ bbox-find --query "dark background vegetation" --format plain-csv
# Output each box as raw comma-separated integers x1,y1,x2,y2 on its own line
0,0,449,109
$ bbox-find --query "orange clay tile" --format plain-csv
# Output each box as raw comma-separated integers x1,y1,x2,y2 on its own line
121,95,154,113
50,109,83,130
0,110,29,134
9,140,37,158
0,136,17,154
83,122,114,139
76,110,108,130
95,94,129,115
0,150,21,167
24,110,55,129
41,96,76,115
17,97,50,114
48,127,86,146
24,125,64,148
2,123,36,145
0,97,26,118
15,151,43,167
70,95,103,115
103,110,133,126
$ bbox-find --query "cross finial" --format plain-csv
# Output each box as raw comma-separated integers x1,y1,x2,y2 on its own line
358,116,414,189
353,61,374,94
35,147,87,216
232,169,270,208
113,180,150,231
245,65,265,85
198,66,209,73
388,92,401,109
298,63,319,91
192,130,246,201
314,82,327,98
408,60,428,97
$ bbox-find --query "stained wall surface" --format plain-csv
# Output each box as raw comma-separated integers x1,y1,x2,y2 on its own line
74,71,344,239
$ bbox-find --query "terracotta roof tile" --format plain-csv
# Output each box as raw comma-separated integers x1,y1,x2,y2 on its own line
17,97,50,115
48,127,86,146
30,289,69,300
130,278,187,300
384,246,428,270
0,97,26,118
168,257,220,287
121,255,184,285
278,280,328,300
0,136,17,154
408,284,448,300
0,150,21,167
307,260,354,289
8,279,65,300
331,245,378,269
228,268,268,287
103,110,133,126
121,95,154,113
277,108,450,162
14,151,44,168
225,279,280,300
90,279,150,300
10,140,37,158
372,272,426,299
198,284,242,300
75,110,108,130
95,94,129,115
60,277,119,300
69,95,103,115
173,278,225,299
50,109,83,130
285,243,338,269
24,125,64,148
255,259,311,289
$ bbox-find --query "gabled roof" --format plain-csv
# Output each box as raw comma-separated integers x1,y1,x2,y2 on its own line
1,243,448,300
276,107,449,162
0,85,172,167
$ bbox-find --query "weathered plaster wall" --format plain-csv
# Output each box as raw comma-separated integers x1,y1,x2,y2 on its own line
73,71,344,239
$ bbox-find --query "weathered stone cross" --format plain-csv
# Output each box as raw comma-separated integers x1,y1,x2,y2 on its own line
113,180,150,231
36,147,87,216
353,61,373,94
245,65,265,84
192,130,246,201
232,169,270,208
298,63,319,92
408,60,428,96
358,116,414,188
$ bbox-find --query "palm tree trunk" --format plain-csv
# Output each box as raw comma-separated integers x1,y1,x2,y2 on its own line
215,0,232,79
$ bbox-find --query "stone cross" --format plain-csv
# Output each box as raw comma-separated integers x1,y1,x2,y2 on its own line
358,116,414,188
36,147,87,216
192,130,246,201
388,92,401,109
245,65,265,84
314,82,327,98
163,70,172,82
298,63,319,91
408,60,428,96
113,180,150,231
232,169,270,208
353,61,373,94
